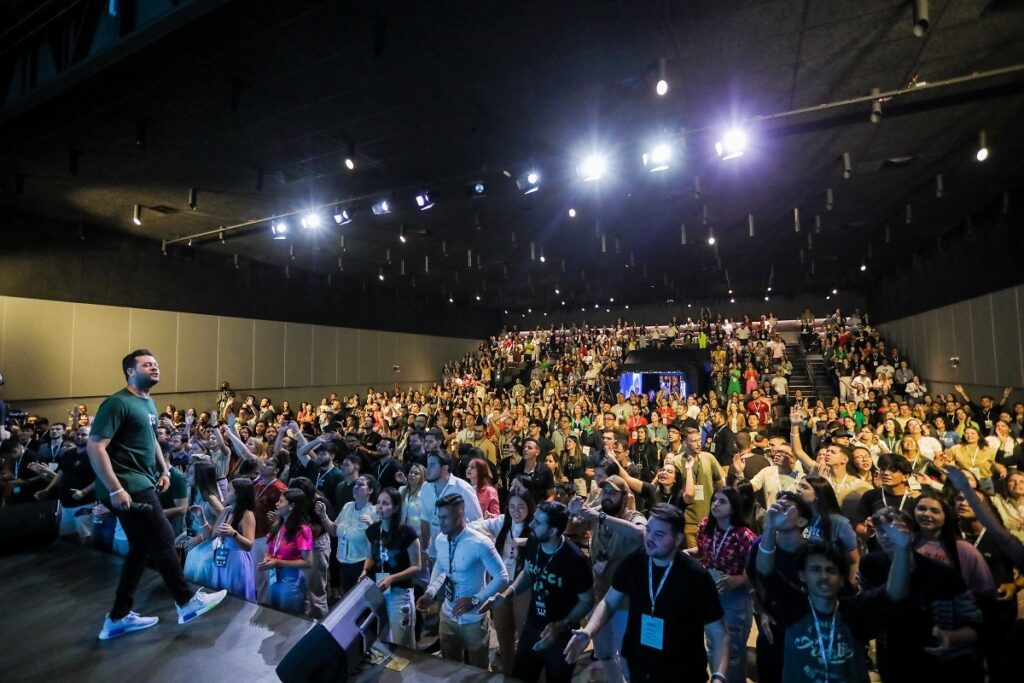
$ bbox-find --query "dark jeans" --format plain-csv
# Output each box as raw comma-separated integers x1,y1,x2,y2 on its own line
512,621,575,683
339,560,364,593
110,487,193,619
755,629,784,683
625,658,674,683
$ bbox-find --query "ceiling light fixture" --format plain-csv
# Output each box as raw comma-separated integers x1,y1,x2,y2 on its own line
333,208,352,225
655,56,668,96
300,212,321,229
976,130,989,162
371,199,391,215
271,220,288,240
132,204,142,226
378,267,385,281
842,152,853,179
912,0,930,37
344,140,355,170
517,171,541,194
415,192,435,210
399,225,407,243
577,154,607,181
642,142,672,172
568,208,576,218
715,128,747,160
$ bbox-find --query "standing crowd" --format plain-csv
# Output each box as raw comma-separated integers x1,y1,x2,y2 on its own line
2,307,1023,682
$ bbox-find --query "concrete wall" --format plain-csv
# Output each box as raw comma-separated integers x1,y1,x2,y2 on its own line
0,295,480,419
876,283,1024,404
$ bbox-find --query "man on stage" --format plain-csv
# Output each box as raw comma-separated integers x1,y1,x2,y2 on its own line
89,349,227,640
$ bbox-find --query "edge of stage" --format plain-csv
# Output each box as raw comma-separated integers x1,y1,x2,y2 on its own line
0,541,513,683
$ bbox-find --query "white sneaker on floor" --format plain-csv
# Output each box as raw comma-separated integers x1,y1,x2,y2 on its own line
98,611,159,640
176,588,228,625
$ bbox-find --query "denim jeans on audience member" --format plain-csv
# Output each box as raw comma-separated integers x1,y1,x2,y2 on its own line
707,587,753,683
268,567,308,614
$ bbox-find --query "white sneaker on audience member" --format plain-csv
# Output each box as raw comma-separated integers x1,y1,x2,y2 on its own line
98,611,159,640
176,588,228,624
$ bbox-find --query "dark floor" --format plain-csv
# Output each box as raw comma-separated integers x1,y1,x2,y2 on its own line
0,542,312,683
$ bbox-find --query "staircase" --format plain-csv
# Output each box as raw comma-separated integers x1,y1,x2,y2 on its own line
785,343,836,405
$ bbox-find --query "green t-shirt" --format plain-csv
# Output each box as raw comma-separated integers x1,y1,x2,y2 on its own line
157,468,189,535
91,388,160,499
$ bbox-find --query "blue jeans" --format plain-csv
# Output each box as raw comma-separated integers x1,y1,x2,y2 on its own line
706,587,752,683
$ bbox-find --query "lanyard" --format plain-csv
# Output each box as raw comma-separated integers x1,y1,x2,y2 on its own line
881,489,908,510
271,527,285,557
808,599,838,682
964,528,986,548
377,459,393,481
533,538,565,577
647,558,674,613
256,478,277,500
966,446,980,468
447,532,461,575
316,468,331,490
711,527,733,562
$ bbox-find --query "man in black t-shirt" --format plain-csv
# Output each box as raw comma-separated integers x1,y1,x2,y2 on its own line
510,437,555,501
564,504,728,683
481,501,593,683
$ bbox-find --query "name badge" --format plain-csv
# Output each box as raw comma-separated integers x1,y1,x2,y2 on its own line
267,568,278,586
337,536,348,557
640,613,665,650
908,477,922,491
969,467,982,479
709,442,717,454
504,556,518,580
442,577,456,603
694,484,705,501
214,546,230,568
376,572,391,595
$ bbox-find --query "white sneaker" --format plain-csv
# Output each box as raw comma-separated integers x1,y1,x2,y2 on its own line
176,588,228,624
98,611,159,640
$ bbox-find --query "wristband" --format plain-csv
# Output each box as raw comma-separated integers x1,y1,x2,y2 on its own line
758,544,776,554
711,673,728,683
109,488,125,497
509,584,517,597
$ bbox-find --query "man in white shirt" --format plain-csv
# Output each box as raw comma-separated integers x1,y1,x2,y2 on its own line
419,451,483,559
417,493,508,669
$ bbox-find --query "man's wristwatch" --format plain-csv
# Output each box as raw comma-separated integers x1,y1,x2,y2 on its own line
599,511,607,524
471,596,481,607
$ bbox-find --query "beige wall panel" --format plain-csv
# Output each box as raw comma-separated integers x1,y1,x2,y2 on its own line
312,325,338,386
71,303,131,397
2,297,74,399
253,319,285,389
218,316,255,389
284,323,313,388
129,307,180,394
0,297,6,378
337,328,359,386
357,329,381,385
176,313,219,394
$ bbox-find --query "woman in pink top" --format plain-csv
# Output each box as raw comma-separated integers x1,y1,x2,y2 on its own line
912,491,994,596
258,488,313,614
466,457,500,518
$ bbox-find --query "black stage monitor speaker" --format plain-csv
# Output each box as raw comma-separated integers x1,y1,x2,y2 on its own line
276,576,389,683
0,499,60,554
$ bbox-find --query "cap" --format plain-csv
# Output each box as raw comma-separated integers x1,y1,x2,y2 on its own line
600,475,629,493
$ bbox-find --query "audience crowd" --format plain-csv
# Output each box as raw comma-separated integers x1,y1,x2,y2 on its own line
2,307,1023,682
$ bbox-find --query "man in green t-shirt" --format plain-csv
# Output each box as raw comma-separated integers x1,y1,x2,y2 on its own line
88,349,227,640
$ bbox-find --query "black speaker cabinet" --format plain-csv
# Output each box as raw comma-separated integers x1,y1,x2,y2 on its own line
276,576,389,683
0,499,59,553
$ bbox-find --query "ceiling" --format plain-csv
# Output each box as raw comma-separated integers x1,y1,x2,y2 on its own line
2,0,1024,318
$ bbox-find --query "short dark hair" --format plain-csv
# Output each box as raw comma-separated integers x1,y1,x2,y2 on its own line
597,458,621,476
436,492,465,510
877,452,912,475
647,503,685,534
428,450,452,469
775,491,813,522
536,501,570,535
796,539,849,575
342,453,362,469
122,349,154,379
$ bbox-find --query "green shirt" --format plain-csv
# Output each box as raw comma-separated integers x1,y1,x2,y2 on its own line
91,388,160,499
671,452,726,525
157,468,189,535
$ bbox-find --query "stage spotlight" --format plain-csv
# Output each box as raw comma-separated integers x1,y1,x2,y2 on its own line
399,225,407,243
475,294,481,301
656,56,668,95
642,143,672,172
555,288,560,295
707,235,716,246
832,288,838,295
378,267,385,281
976,131,989,162
730,297,736,303
568,208,577,218
715,128,747,160
345,140,356,170
467,181,487,197
133,204,142,226
300,212,321,229
517,171,541,194
333,208,352,225
371,199,391,215
415,192,435,210
577,154,607,181
860,261,867,272
912,0,929,37
271,220,288,240
450,297,455,303
344,157,355,170
764,296,770,302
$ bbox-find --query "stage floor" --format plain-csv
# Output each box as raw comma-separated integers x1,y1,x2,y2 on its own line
0,542,312,682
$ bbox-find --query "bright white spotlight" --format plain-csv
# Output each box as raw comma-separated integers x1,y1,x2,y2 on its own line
976,131,989,162
642,143,672,172
517,171,541,194
568,208,577,218
333,209,352,225
656,79,668,96
132,204,142,226
475,294,481,301
378,267,385,281
271,220,288,240
707,235,716,245
860,262,867,272
539,255,546,263
344,157,355,170
371,199,391,215
715,128,748,160
832,288,838,295
577,154,607,181
414,192,434,210
730,297,736,303
300,212,321,229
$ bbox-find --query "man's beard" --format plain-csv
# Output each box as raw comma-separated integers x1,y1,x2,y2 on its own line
600,496,624,516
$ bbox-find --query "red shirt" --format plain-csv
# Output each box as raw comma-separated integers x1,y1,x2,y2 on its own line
695,518,757,575
747,399,772,425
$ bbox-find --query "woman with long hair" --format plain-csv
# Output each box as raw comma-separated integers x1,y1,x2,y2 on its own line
850,447,877,487
693,488,757,683
991,470,1024,542
400,463,427,530
469,491,535,675
877,417,903,454
179,458,225,588
912,490,994,596
561,435,587,497
466,457,500,518
949,426,999,493
210,477,256,600
362,487,421,648
259,488,313,614
320,474,379,593
795,474,860,583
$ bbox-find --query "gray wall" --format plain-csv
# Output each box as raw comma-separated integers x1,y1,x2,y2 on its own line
876,283,1024,403
0,295,480,420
